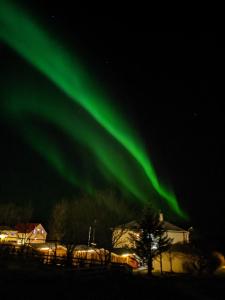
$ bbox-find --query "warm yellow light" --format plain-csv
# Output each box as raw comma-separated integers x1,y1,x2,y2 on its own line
0,233,7,240
39,247,50,251
76,249,95,253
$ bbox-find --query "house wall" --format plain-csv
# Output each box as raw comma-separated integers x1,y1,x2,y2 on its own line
29,224,47,243
167,231,189,244
113,228,189,249
153,251,194,273
55,246,67,257
74,250,104,261
113,229,136,248
18,224,47,244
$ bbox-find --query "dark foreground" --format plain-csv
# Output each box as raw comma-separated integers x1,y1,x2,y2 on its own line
1,265,225,300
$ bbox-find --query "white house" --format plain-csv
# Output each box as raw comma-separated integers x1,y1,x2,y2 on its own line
15,223,47,244
113,213,189,249
112,213,192,272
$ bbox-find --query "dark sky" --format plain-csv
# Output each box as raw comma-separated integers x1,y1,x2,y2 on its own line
0,2,224,246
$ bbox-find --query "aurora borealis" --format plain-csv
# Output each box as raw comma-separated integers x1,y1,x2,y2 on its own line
0,1,187,218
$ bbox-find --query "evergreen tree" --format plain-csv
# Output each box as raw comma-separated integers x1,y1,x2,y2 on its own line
132,204,172,276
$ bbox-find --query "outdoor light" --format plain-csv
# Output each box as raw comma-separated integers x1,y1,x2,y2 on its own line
0,233,7,240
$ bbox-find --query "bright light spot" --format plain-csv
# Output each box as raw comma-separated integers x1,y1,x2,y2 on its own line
0,233,7,240
122,254,130,257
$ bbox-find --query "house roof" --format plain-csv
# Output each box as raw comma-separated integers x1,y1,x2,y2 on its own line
15,223,41,233
163,221,187,232
117,220,187,232
116,221,140,230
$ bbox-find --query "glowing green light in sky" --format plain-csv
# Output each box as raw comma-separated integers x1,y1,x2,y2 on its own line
0,0,188,219
5,84,153,204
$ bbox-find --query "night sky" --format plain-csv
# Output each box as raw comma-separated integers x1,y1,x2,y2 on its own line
0,2,224,248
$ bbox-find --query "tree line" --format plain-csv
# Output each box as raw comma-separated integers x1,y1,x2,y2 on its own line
0,191,221,276
0,191,171,273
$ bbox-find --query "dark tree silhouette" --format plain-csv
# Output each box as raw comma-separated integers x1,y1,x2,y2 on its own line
131,204,172,276
0,202,33,226
49,190,134,265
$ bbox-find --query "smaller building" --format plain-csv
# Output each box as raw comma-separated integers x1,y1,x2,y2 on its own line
111,248,141,268
31,243,67,257
15,223,47,244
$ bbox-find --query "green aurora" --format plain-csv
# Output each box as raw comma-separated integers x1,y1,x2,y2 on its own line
0,0,188,219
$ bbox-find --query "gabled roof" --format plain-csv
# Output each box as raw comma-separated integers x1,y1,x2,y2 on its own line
117,220,187,232
15,223,41,233
116,221,140,230
163,221,187,232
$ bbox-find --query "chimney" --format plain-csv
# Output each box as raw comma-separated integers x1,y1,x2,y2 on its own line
159,212,164,222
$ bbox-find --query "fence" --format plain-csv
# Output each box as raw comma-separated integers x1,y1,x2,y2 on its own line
0,243,133,274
